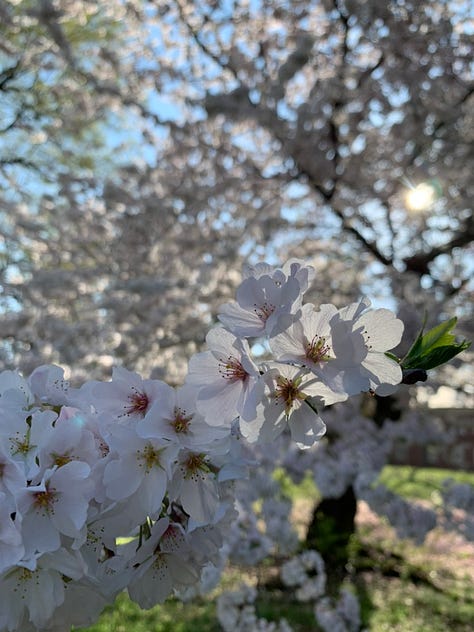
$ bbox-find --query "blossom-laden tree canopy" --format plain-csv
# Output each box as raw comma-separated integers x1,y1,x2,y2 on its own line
0,0,472,393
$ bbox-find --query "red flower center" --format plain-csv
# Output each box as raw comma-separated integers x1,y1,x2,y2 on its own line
126,390,150,416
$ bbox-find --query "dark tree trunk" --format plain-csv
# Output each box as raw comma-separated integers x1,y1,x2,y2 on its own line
305,485,357,594
304,394,402,593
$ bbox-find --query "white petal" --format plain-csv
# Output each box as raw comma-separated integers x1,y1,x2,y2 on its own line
289,406,326,449
236,276,266,308
270,320,305,360
362,353,403,386
180,476,219,524
356,309,404,351
129,557,173,608
218,302,264,336
205,326,239,355
103,456,142,500
330,319,367,365
187,351,220,386
337,297,371,320
196,381,241,426
169,555,199,585
303,303,338,336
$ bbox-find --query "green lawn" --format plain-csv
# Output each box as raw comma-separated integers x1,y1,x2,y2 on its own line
76,595,220,632
78,466,474,632
379,465,474,502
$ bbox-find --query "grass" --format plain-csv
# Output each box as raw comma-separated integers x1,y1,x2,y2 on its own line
273,467,320,502
75,594,220,632
78,466,474,632
378,465,474,502
357,574,474,632
79,573,474,632
274,464,474,504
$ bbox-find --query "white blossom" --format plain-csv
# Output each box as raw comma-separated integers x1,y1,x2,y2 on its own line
240,364,327,449
83,367,167,425
128,519,199,608
17,461,94,557
186,327,260,426
315,589,362,632
281,550,326,601
218,264,306,338
168,450,221,524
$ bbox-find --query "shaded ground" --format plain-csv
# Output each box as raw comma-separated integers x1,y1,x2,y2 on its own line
355,500,474,583
289,495,474,630
291,480,474,586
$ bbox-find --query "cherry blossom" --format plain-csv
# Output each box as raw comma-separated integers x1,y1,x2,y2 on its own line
0,548,86,631
84,367,167,424
0,491,24,574
239,364,327,449
0,371,35,412
323,299,404,395
128,518,199,608
102,425,178,516
218,266,305,338
168,450,221,524
0,409,57,480
27,365,71,407
137,383,227,449
186,327,260,426
17,461,94,557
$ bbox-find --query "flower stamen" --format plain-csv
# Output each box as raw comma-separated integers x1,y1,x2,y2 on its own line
125,389,150,417
137,443,163,472
218,356,248,382
253,301,275,322
171,407,193,434
33,486,58,515
274,376,306,415
305,336,332,364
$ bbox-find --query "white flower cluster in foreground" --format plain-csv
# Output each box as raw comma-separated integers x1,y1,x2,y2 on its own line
0,259,405,631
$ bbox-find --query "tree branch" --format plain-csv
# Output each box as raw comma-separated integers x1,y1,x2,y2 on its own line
403,217,474,275
0,60,21,91
173,0,240,81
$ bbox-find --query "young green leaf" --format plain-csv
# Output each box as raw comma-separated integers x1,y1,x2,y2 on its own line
402,317,470,371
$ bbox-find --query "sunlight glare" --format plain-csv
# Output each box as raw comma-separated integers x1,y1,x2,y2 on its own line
405,182,436,212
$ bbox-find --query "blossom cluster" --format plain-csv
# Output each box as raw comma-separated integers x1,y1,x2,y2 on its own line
0,365,242,631
281,550,326,601
315,589,365,632
189,259,404,449
441,481,474,542
0,259,406,631
217,584,293,632
280,551,364,632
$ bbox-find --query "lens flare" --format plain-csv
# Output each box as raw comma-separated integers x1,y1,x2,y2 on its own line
405,182,436,211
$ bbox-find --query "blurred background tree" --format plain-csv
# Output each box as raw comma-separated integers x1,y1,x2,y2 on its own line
0,0,472,400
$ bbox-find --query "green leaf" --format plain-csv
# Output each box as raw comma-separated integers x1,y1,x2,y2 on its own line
403,311,428,362
402,317,471,371
411,343,471,371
